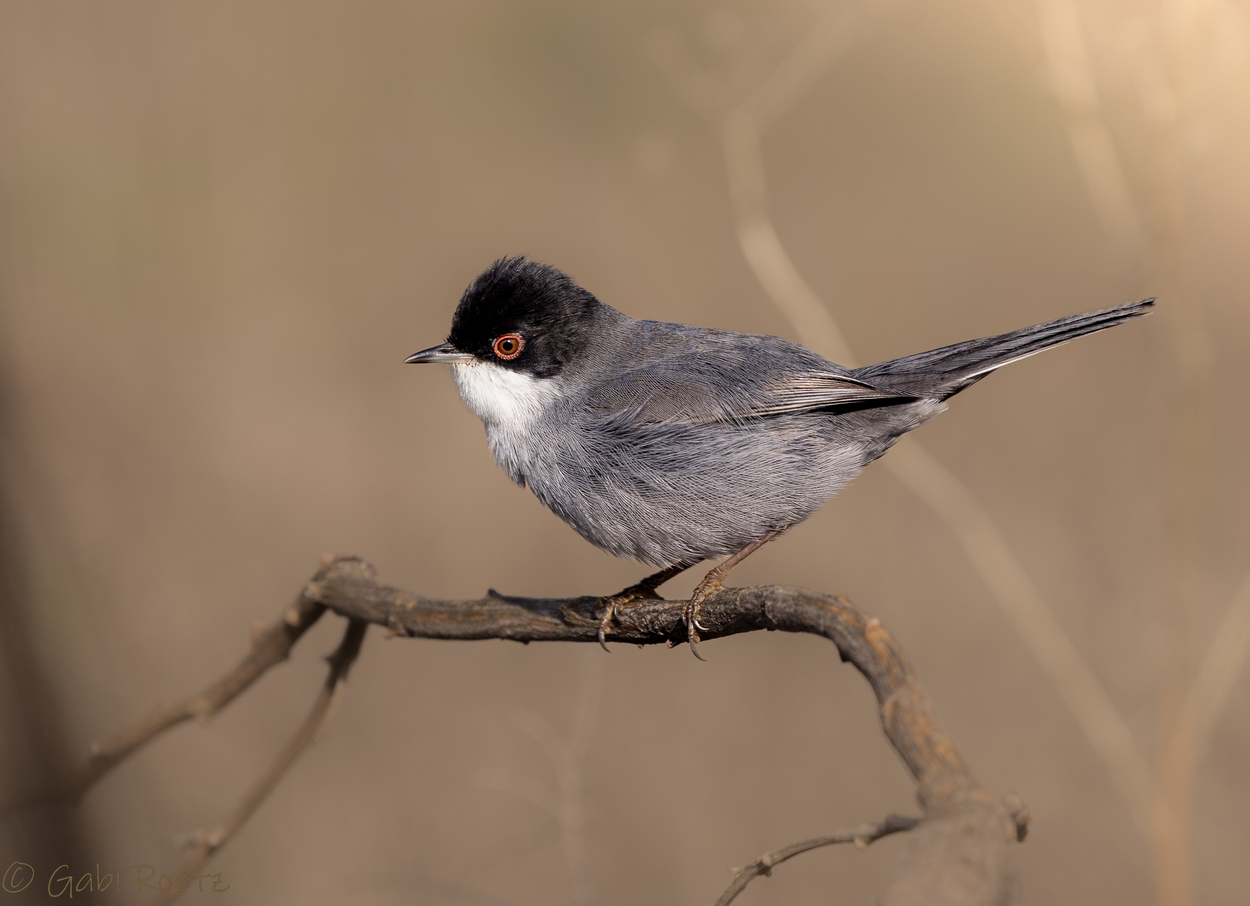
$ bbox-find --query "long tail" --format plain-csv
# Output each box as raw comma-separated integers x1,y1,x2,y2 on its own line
851,298,1154,399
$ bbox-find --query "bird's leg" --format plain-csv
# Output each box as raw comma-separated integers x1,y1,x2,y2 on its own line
684,529,783,660
597,562,694,651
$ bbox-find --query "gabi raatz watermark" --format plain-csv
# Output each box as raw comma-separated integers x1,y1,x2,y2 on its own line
3,862,228,897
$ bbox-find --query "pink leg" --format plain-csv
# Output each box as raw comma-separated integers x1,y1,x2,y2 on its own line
683,529,784,660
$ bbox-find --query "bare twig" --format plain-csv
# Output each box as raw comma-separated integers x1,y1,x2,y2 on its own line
0,559,346,813
147,616,368,906
715,813,920,906
3,598,325,811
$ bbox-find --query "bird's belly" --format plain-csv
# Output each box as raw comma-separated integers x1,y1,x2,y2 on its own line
504,415,866,566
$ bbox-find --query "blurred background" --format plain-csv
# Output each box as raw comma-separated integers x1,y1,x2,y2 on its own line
1,1,1247,904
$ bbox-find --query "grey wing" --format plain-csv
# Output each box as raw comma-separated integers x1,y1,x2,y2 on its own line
581,354,911,426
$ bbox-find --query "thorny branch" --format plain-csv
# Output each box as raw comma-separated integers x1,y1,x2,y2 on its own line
11,555,1028,906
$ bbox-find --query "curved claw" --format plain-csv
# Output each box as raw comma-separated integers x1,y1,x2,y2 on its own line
686,614,707,660
681,601,709,661
597,600,617,653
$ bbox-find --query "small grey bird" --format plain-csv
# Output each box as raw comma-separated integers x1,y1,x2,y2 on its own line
407,257,1152,656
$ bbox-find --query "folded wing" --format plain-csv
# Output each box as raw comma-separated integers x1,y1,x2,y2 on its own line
582,355,911,426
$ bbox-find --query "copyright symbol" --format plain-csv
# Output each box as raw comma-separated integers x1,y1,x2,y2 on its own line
2,861,34,893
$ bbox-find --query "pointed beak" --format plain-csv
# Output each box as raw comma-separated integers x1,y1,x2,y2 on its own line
404,342,474,364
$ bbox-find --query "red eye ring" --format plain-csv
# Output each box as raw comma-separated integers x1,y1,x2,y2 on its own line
492,333,524,360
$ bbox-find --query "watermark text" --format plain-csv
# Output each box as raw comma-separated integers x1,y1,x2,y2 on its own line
4,861,228,896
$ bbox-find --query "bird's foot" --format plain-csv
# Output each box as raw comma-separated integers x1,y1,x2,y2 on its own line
682,577,723,662
596,581,665,651
595,563,694,651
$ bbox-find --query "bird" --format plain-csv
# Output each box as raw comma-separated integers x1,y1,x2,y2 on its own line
406,257,1153,657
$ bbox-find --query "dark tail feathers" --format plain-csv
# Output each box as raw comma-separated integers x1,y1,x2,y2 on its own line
851,298,1154,399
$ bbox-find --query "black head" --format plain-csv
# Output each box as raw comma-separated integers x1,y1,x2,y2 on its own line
406,258,602,378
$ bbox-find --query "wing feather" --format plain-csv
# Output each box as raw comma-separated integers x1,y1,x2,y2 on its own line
582,358,910,426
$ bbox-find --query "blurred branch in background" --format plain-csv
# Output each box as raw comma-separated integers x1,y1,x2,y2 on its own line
650,2,1249,905
9,555,1029,906
984,5,1248,905
1036,0,1145,251
0,357,92,897
480,652,602,906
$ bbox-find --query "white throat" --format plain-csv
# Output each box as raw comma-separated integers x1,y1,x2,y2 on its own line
450,360,561,432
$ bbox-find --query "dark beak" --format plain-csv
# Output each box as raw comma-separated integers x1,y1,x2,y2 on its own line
404,342,474,364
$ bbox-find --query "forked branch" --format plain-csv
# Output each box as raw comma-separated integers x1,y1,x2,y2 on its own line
149,617,368,906
12,555,1027,906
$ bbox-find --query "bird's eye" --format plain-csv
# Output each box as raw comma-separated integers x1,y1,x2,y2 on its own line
493,334,524,360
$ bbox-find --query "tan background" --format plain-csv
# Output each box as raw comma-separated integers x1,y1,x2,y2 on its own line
1,1,1248,904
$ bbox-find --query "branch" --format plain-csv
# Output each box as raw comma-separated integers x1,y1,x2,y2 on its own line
0,559,340,814
715,813,921,906
148,616,368,906
310,556,1027,904
23,555,1027,905
882,438,1155,830
317,557,976,807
